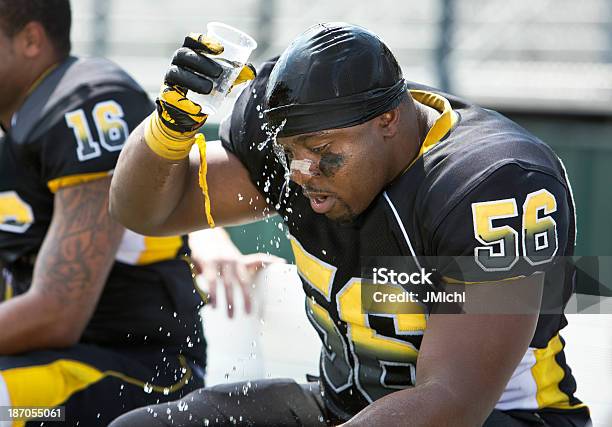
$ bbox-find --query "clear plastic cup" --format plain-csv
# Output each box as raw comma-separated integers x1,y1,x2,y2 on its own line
187,22,257,115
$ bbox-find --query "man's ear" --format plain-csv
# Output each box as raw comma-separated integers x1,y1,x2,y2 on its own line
16,21,46,59
377,106,401,138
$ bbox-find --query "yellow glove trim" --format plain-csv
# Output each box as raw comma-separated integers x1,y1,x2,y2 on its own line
187,33,224,55
160,87,203,117
233,64,256,88
144,112,196,160
195,134,215,228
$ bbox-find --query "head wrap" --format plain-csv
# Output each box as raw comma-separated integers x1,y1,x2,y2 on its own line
265,23,406,137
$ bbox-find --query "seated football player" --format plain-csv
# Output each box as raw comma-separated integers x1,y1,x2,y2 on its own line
0,1,272,424
109,23,590,427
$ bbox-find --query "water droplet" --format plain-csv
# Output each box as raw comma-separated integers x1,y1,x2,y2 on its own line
143,383,153,393
163,387,170,395
178,401,188,412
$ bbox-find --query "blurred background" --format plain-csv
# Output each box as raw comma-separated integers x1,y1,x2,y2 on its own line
69,1,612,425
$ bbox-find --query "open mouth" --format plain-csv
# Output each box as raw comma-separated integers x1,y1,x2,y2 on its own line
304,192,336,214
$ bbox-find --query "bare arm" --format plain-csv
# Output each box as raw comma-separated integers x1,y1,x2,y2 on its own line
343,275,543,427
0,178,124,354
110,122,270,236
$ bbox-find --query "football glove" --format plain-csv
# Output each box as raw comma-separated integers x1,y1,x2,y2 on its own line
143,33,255,228
157,33,255,137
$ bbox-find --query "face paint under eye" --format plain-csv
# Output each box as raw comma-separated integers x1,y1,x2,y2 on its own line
319,152,345,177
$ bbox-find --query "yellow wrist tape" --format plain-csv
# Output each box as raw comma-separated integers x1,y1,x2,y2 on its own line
195,133,215,229
144,113,215,228
144,113,196,160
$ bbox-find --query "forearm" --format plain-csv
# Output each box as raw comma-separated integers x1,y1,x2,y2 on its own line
343,381,477,427
0,178,126,355
0,290,68,354
110,121,191,235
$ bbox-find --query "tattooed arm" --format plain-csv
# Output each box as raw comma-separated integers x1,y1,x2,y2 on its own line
0,177,124,354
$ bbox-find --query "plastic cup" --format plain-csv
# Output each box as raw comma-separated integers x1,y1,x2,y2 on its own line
187,22,257,115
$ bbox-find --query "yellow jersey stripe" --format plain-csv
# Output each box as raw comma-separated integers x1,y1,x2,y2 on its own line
3,282,13,301
290,236,336,300
47,171,112,193
409,90,459,161
137,236,183,265
532,334,585,410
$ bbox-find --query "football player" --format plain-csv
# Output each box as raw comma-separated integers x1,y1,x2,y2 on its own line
0,1,210,424
109,23,590,426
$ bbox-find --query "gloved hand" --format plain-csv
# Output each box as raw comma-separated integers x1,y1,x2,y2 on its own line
145,33,256,158
143,33,256,229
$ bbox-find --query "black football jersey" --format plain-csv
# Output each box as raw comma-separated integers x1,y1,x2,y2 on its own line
0,57,204,354
221,59,585,419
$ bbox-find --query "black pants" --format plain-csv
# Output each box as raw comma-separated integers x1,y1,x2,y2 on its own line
0,343,204,426
110,378,591,426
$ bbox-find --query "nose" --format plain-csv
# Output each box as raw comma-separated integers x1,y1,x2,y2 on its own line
290,158,319,187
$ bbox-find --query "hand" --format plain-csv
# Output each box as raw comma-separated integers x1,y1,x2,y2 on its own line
194,252,286,318
189,229,285,318
157,33,256,136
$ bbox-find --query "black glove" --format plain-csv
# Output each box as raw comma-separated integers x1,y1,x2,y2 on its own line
157,33,256,135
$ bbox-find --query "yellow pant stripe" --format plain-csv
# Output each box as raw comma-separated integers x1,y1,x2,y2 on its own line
3,356,192,424
3,359,105,409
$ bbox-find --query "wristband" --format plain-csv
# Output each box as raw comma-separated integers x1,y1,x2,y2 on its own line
144,112,196,160
144,113,215,228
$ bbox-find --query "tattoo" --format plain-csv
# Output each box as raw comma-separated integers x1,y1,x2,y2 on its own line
36,177,124,303
319,152,346,177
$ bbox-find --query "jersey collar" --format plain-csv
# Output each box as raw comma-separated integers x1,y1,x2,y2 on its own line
404,90,459,171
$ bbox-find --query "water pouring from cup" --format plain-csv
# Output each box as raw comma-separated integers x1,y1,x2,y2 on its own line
187,22,257,115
